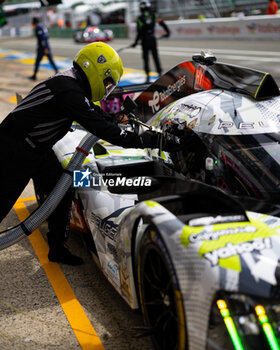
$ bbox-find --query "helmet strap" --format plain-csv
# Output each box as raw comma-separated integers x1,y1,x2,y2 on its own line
73,61,92,99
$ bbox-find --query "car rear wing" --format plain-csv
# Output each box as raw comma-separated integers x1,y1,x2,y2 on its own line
118,58,279,123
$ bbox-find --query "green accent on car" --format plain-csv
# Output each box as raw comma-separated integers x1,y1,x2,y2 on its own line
145,201,160,208
61,157,90,168
219,255,241,272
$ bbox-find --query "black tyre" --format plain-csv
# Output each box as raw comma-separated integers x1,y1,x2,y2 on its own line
138,226,187,350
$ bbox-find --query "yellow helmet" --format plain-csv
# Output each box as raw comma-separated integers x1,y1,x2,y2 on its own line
74,42,123,102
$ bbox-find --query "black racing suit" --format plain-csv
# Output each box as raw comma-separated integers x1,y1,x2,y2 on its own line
133,12,170,81
0,68,156,244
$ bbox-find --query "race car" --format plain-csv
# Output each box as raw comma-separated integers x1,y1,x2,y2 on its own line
132,52,280,213
73,26,114,43
49,53,280,350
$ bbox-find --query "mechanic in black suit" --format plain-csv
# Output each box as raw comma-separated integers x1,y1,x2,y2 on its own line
0,43,173,265
131,0,170,83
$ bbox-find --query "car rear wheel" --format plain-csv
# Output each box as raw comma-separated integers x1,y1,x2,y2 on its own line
137,226,187,350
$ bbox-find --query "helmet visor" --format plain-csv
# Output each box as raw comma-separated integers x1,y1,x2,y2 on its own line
103,76,117,99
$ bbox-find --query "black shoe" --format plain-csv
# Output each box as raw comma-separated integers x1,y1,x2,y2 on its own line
28,75,36,81
48,245,84,265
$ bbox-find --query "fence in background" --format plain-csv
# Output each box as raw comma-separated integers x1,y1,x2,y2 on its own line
0,15,279,40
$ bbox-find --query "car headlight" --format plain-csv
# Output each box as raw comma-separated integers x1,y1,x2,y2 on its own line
207,293,280,350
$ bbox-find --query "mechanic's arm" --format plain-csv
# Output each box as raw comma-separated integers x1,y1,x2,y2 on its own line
62,91,158,149
158,18,170,38
131,19,142,47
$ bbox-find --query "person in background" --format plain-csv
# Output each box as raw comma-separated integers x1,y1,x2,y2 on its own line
131,0,170,83
29,17,58,81
267,0,278,14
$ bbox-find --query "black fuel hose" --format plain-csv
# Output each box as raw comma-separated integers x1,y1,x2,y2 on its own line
0,133,99,250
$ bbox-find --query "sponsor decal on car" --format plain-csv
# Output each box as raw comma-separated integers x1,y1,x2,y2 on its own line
203,238,272,266
218,120,280,130
107,260,119,283
148,75,186,113
188,214,247,227
188,225,257,243
180,104,201,118
90,212,118,240
180,219,278,271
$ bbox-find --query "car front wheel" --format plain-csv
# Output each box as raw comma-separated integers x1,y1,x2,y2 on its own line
137,226,187,350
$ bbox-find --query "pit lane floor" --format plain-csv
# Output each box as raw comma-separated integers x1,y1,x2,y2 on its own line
0,57,153,349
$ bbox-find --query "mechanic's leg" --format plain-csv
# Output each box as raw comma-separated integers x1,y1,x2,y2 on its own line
33,150,83,265
0,134,34,223
0,173,30,223
142,42,150,83
46,52,58,74
29,49,44,80
151,38,162,76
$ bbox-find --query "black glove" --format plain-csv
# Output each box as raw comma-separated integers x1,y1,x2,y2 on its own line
139,130,182,151
113,112,129,124
106,112,120,125
139,130,161,148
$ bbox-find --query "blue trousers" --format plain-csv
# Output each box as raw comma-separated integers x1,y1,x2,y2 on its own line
34,47,58,76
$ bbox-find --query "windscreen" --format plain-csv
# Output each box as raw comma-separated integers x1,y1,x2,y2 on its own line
213,133,280,196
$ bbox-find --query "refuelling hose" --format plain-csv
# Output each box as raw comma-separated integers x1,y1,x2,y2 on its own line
0,133,99,251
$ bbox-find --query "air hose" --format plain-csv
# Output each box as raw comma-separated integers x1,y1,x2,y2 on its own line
0,133,99,251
